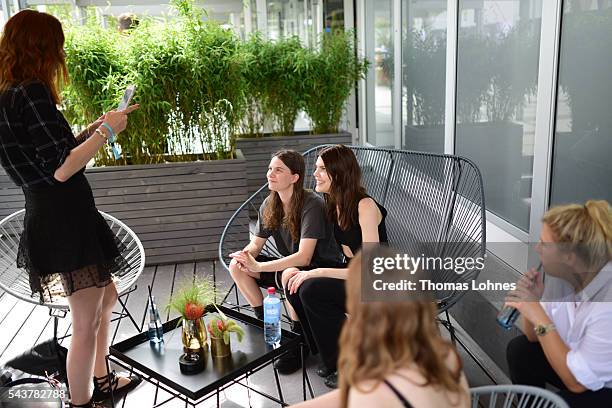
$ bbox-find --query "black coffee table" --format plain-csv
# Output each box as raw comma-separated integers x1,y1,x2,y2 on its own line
106,305,313,407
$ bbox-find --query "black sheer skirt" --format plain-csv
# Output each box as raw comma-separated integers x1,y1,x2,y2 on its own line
17,172,128,303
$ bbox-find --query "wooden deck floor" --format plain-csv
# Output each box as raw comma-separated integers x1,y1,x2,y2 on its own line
0,260,494,407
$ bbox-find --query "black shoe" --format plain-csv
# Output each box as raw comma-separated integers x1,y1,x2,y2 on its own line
92,370,142,402
316,362,334,378
69,397,105,407
274,348,302,375
324,371,338,389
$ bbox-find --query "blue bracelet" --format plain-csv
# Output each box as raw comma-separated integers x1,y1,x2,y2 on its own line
100,122,116,144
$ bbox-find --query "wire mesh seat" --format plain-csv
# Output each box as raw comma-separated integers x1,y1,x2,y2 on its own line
0,209,145,336
219,145,486,335
470,385,570,408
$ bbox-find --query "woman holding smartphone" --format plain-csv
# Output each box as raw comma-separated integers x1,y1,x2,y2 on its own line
0,11,141,407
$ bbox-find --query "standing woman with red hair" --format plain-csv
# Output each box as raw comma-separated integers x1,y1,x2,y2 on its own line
0,10,140,407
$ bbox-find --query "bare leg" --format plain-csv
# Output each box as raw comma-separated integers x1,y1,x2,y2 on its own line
92,282,132,388
66,285,105,405
229,259,264,307
281,268,300,321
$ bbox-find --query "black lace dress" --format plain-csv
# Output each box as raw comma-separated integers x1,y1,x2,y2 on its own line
18,171,128,303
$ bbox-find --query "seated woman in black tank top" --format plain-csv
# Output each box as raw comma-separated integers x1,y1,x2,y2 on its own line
291,250,470,408
282,145,388,388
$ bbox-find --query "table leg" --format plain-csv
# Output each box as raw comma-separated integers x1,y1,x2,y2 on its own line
301,343,306,401
273,357,285,407
245,371,253,408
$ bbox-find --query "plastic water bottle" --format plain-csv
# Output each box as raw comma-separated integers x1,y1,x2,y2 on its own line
148,295,164,343
496,305,520,330
496,263,543,330
263,287,281,345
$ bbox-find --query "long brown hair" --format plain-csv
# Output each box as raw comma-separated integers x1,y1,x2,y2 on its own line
262,150,305,242
0,10,68,103
319,145,366,230
338,250,467,407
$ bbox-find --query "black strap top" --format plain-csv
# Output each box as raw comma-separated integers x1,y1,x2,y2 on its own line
383,380,414,408
333,196,388,254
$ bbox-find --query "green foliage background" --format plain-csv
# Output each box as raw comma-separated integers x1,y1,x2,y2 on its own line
60,1,367,166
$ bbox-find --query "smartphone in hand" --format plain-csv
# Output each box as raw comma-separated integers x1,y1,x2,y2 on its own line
117,84,136,111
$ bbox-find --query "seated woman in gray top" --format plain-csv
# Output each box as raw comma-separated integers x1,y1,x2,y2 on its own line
229,150,340,372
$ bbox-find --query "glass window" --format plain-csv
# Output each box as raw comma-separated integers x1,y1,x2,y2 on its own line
364,0,394,147
266,0,320,47
550,1,612,206
324,0,344,32
401,0,447,153
455,0,542,232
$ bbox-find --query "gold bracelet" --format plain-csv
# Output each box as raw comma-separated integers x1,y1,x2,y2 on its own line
94,128,109,143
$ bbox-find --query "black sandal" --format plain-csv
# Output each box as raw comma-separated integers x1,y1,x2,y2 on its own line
69,397,105,407
92,370,142,402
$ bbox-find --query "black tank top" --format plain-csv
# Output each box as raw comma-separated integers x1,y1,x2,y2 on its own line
333,196,388,255
383,380,414,408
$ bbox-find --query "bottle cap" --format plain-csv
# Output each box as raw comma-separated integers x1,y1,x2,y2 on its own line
267,287,276,295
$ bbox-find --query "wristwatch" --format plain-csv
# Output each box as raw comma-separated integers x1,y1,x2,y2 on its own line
534,323,556,337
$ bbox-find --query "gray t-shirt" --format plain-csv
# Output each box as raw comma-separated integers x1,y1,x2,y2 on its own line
254,191,342,267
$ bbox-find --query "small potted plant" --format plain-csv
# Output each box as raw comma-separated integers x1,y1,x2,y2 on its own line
166,277,215,373
207,307,245,358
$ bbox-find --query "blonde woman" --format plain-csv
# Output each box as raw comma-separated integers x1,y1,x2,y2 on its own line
506,200,612,407
292,250,470,408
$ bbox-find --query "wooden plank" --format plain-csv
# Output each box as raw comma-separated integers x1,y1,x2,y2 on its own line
147,251,217,266
104,202,240,221
87,171,245,189
167,262,195,321
145,241,219,257
0,305,53,364
136,225,230,242
114,210,237,227
0,300,37,362
0,295,19,327
91,179,245,198
149,264,177,323
144,233,233,249
133,218,228,235
0,188,23,196
94,195,244,213
85,164,246,182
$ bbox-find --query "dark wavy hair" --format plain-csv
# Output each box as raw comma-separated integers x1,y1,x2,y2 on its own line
262,150,305,242
319,145,366,230
0,10,68,103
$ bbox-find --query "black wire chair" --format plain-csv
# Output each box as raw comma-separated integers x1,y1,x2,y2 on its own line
218,145,486,339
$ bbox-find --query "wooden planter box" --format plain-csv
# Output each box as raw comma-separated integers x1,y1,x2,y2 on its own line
0,151,248,265
236,131,352,197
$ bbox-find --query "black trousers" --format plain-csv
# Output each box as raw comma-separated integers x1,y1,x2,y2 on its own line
507,335,612,408
286,277,346,371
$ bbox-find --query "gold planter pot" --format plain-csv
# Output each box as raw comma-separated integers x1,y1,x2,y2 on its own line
210,335,231,358
182,317,208,353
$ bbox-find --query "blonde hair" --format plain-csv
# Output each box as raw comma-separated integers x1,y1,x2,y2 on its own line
542,200,612,270
338,250,466,408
